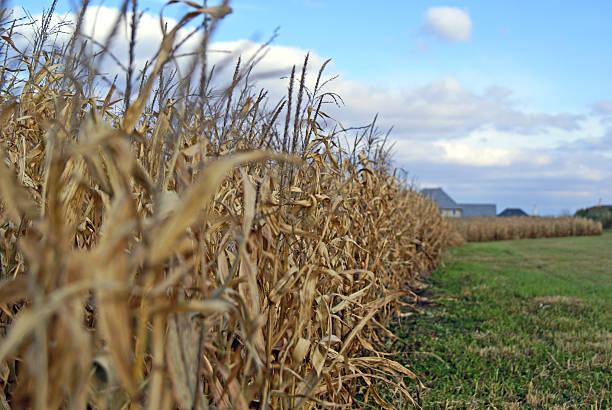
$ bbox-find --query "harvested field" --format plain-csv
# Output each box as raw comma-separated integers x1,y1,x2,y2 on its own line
0,4,449,408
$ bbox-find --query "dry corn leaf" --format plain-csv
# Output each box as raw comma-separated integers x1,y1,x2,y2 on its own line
338,291,406,358
350,357,418,380
0,280,98,364
149,151,295,264
292,337,311,364
0,8,458,407
166,313,204,409
0,276,28,305
89,354,127,409
0,153,39,220
93,196,136,394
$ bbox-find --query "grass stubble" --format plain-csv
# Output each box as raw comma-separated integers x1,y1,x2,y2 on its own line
0,1,450,408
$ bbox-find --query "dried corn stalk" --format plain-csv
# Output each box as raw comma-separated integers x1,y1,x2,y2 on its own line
0,3,450,408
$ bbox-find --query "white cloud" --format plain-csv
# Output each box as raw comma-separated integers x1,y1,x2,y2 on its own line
433,141,520,167
422,7,472,43
328,77,583,141
9,6,330,103
390,131,553,168
10,5,611,215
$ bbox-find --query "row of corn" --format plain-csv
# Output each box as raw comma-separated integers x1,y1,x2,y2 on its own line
0,4,450,408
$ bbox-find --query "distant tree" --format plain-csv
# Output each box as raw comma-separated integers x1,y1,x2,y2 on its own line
575,206,612,229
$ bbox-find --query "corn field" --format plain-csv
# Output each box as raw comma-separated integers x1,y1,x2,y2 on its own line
450,216,602,243
0,3,450,408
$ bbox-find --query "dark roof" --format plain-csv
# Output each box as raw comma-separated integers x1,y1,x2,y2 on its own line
498,208,528,217
460,204,497,217
421,188,460,209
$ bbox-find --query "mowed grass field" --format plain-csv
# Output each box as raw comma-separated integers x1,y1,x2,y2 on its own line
393,231,612,408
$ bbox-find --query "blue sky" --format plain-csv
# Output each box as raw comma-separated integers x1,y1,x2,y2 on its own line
12,0,612,215
218,2,612,111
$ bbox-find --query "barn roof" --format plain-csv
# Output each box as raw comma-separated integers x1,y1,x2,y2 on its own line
421,188,460,209
460,203,497,217
498,208,528,217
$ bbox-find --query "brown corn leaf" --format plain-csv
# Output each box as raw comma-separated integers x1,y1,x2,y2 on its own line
93,195,136,394
310,344,326,377
349,357,418,380
149,151,297,265
166,313,203,409
198,5,232,19
0,152,39,220
0,276,28,305
167,1,232,18
338,291,407,358
89,354,127,410
292,337,311,364
0,280,96,364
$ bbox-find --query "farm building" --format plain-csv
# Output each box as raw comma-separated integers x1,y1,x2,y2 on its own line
421,188,463,217
461,203,498,218
498,208,528,217
421,188,496,218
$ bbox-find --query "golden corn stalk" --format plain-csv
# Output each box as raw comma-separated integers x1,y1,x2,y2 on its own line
0,2,450,408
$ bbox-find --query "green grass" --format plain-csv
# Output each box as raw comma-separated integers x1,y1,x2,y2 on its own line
392,232,612,409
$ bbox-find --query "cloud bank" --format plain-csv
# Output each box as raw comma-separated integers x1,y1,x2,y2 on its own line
10,5,611,215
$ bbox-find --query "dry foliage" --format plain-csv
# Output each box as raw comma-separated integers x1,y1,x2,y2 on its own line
0,3,449,408
451,216,602,243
